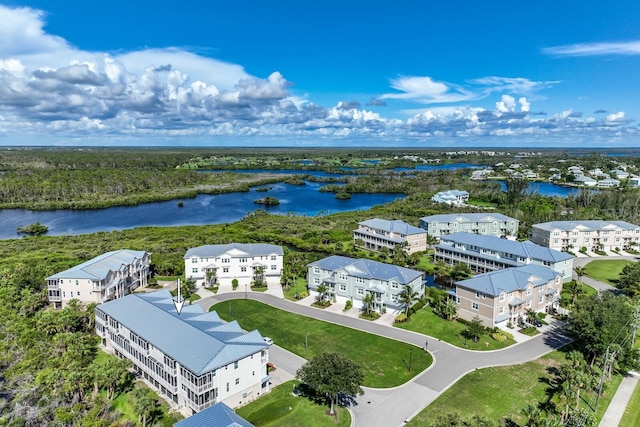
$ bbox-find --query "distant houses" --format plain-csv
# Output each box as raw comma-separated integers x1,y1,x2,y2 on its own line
434,232,574,282
431,190,469,206
530,220,640,252
307,255,424,314
353,218,427,254
96,290,270,415
453,264,562,328
46,249,150,309
419,213,519,239
184,243,284,288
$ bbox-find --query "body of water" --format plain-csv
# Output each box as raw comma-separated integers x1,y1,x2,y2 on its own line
0,181,402,240
497,181,584,197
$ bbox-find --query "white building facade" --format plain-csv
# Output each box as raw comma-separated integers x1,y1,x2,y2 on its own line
185,243,284,287
419,213,519,239
354,218,427,254
307,255,424,314
95,290,270,415
530,220,640,252
46,249,150,309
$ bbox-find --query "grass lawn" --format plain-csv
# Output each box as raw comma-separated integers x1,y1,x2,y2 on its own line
415,254,435,274
619,376,640,427
236,380,350,427
109,382,183,427
283,278,309,301
395,307,516,351
209,300,432,388
584,259,634,286
406,347,623,426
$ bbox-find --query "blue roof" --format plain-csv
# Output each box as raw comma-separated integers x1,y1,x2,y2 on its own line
174,402,254,427
47,249,148,281
309,255,423,284
455,264,560,297
438,232,573,263
358,218,424,235
185,243,283,259
420,213,518,223
97,290,268,374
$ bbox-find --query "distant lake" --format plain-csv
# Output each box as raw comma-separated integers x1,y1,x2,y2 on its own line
497,181,583,197
0,181,403,240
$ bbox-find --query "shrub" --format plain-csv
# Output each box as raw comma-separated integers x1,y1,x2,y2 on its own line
491,332,506,342
232,278,239,290
500,330,514,340
298,291,308,299
344,300,353,310
580,246,588,253
395,313,408,323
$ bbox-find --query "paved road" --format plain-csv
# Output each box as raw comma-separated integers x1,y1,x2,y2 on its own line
572,255,637,294
198,293,573,427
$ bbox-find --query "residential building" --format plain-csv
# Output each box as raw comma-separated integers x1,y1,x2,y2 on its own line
431,190,469,205
630,177,640,188
307,255,424,313
354,218,427,254
185,243,284,287
419,213,519,239
452,265,562,327
96,290,270,415
434,232,574,282
611,169,629,179
597,178,620,188
46,249,150,309
574,176,597,186
530,220,640,252
174,402,254,427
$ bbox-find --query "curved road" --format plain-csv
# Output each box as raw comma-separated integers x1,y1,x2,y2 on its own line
198,292,572,427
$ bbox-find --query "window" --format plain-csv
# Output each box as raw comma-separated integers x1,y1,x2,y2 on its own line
527,300,532,307
499,293,505,301
222,258,230,263
356,277,365,284
241,267,247,272
391,282,398,289
472,302,479,310
476,291,481,298
271,265,277,270
526,287,532,295
226,383,229,392
456,296,460,304
235,378,240,385
240,257,247,263
314,278,320,284
223,267,229,273
339,284,346,292
192,268,198,273
357,288,364,295
538,296,543,303
499,307,504,314
234,361,238,369
271,255,277,261
75,280,79,286
314,267,320,274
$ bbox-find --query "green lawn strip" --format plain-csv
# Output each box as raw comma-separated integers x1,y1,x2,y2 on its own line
406,347,623,426
619,376,640,427
395,307,516,351
236,380,350,427
209,300,432,388
415,255,435,274
283,278,309,301
584,259,634,286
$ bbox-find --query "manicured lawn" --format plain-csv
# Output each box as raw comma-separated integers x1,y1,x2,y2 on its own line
415,255,435,274
406,348,622,426
283,278,309,301
395,307,516,351
584,259,634,286
209,300,432,388
619,376,640,427
236,380,350,427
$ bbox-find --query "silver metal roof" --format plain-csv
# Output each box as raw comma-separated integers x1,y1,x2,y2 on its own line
532,220,639,232
420,213,518,223
455,264,560,297
184,243,284,259
174,402,254,427
97,289,268,375
308,255,423,284
47,249,148,281
358,218,425,235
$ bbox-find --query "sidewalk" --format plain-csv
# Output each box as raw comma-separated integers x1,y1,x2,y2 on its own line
599,371,640,427
296,294,398,325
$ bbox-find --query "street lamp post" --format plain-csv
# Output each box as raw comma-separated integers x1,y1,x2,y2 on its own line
408,348,413,372
245,283,247,300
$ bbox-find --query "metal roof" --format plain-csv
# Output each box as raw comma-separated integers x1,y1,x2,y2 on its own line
358,218,425,235
47,249,148,281
532,220,639,232
97,290,268,375
420,213,518,224
184,243,284,259
308,255,423,284
455,264,560,297
173,402,254,427
438,232,573,263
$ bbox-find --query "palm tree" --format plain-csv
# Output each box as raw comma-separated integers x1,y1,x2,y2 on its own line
426,234,438,249
522,403,541,427
398,286,419,316
573,266,587,284
316,283,328,303
442,298,457,321
362,292,374,315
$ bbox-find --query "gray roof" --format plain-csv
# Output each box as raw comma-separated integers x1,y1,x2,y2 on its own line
358,218,424,235
532,220,639,232
455,264,560,297
47,249,148,281
309,255,423,284
438,232,573,263
97,290,268,375
420,213,518,224
185,243,283,259
174,402,254,427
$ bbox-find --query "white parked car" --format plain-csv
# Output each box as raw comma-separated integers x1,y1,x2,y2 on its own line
263,337,274,346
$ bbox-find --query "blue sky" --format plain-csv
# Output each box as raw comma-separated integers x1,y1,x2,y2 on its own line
0,1,639,147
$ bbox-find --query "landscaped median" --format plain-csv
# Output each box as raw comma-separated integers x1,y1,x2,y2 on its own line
209,299,432,388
